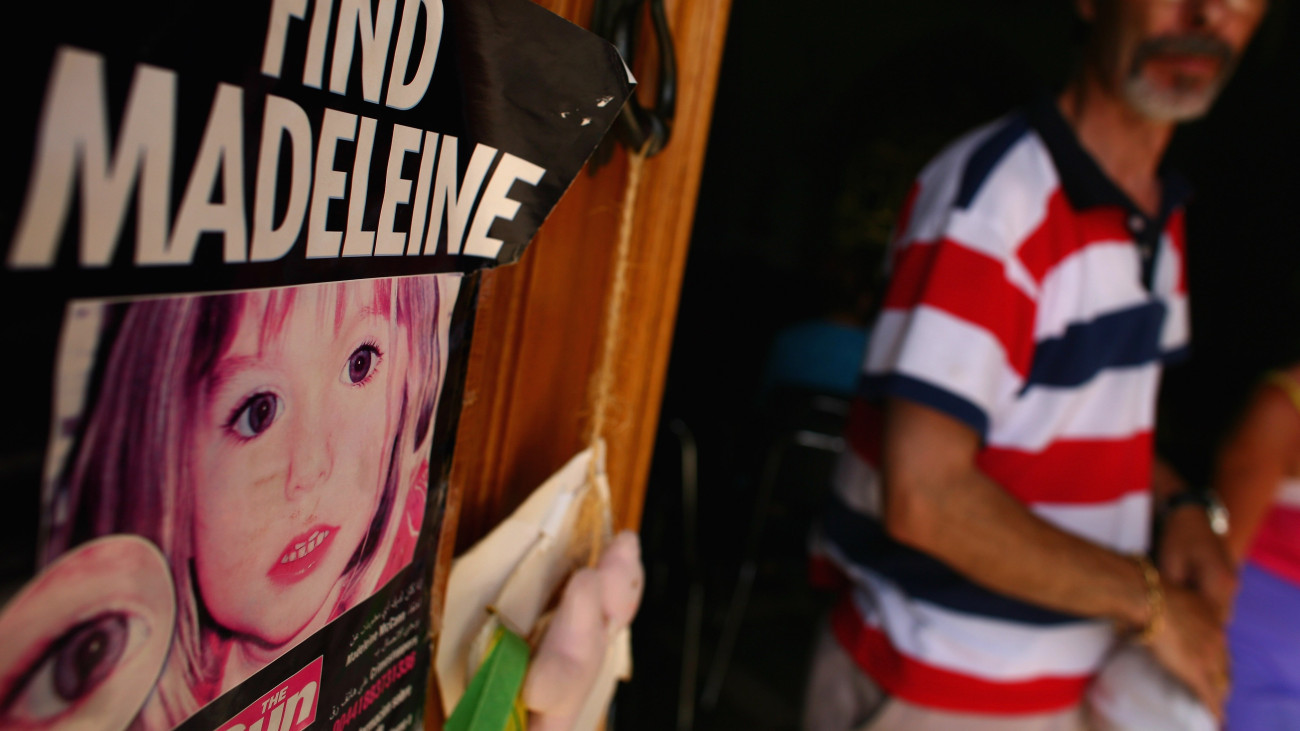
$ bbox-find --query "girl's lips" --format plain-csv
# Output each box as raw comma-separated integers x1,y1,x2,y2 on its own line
267,525,338,583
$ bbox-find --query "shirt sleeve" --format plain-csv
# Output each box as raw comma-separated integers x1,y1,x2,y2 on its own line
862,207,1038,439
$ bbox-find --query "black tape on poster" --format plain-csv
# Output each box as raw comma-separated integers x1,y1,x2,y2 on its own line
0,1,630,729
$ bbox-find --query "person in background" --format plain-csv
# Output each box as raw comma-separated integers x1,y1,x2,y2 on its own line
804,0,1265,728
759,248,876,400
1211,360,1300,728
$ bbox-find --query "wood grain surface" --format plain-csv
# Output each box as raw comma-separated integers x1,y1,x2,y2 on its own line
427,0,731,725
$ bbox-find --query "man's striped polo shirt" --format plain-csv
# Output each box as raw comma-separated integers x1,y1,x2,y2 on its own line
813,96,1191,714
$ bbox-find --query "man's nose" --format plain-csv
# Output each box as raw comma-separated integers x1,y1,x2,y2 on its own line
1183,0,1254,29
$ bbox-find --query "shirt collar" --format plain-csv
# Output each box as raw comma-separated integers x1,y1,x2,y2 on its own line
1024,93,1192,224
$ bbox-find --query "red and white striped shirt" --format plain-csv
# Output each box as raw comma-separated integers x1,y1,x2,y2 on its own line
814,97,1190,714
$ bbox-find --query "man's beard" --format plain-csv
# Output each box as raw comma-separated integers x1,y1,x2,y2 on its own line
1123,34,1237,122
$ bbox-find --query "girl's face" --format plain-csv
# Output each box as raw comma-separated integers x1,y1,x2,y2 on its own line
191,284,405,646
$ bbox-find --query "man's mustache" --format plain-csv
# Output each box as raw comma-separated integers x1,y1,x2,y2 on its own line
1131,34,1234,72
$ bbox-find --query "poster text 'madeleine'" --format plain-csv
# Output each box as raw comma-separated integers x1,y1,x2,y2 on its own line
9,0,549,270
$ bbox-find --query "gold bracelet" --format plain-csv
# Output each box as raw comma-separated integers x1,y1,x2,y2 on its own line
1130,554,1165,644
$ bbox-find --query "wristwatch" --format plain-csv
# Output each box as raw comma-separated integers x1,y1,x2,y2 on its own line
1163,490,1230,537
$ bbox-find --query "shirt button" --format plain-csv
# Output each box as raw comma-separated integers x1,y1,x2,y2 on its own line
1129,214,1146,233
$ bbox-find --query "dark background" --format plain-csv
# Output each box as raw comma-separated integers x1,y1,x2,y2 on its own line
621,1,1300,729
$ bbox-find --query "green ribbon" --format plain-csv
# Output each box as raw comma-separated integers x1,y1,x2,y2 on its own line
446,625,531,731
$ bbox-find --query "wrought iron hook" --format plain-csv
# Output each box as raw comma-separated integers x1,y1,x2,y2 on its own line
590,0,677,167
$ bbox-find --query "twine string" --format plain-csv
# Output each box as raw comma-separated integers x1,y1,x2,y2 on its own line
578,144,650,567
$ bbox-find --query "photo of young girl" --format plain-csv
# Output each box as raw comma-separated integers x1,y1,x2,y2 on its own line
32,274,460,730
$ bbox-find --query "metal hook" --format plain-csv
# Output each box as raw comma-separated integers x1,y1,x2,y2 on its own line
590,0,677,168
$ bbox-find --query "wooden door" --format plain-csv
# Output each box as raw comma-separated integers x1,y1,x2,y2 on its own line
441,0,732,565
427,0,732,724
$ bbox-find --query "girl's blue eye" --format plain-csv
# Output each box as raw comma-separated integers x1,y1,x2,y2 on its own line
231,392,281,437
342,344,381,385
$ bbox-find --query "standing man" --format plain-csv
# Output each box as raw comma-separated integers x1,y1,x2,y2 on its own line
806,0,1266,728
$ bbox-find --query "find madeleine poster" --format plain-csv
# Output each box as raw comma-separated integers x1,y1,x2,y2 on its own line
0,1,631,729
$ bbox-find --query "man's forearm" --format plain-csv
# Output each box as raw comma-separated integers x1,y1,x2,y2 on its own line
882,398,1151,628
890,461,1150,625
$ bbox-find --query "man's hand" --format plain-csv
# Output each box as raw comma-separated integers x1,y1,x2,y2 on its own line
1148,583,1230,719
1158,505,1237,623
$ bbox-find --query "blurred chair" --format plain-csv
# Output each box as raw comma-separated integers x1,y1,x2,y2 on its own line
668,419,704,731
699,386,849,713
617,417,704,731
